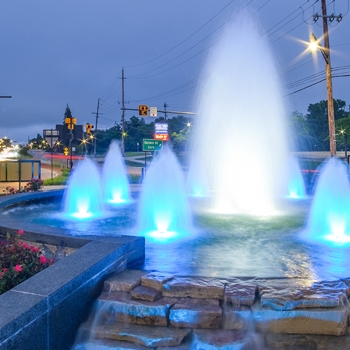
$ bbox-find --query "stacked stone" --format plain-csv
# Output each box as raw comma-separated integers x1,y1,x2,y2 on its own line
74,269,350,349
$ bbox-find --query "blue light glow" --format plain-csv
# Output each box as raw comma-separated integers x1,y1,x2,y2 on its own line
138,144,192,239
102,141,131,205
306,157,350,245
62,158,105,220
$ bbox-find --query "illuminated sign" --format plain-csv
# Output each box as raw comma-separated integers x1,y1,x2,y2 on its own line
154,134,168,141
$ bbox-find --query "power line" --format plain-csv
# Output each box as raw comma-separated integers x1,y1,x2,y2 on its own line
124,0,237,69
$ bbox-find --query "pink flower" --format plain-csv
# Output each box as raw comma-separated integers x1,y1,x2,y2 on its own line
23,243,30,250
31,247,39,253
17,229,24,235
2,268,8,272
0,272,3,279
14,265,22,272
40,255,48,265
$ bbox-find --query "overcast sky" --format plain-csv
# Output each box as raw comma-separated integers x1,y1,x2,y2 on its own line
1,0,349,144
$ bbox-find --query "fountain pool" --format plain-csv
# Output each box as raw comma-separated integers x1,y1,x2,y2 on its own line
2,190,350,281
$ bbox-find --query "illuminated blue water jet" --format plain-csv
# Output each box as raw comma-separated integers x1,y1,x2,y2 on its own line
62,158,105,219
286,155,306,199
306,157,350,244
137,144,192,241
102,140,131,204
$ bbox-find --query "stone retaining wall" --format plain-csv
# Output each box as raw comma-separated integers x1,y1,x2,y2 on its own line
74,269,350,349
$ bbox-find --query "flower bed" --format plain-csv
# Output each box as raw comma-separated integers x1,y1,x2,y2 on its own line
1,178,44,196
0,229,53,295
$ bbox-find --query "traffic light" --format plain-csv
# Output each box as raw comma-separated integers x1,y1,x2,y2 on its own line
65,117,77,130
138,105,148,116
85,123,94,134
63,147,69,156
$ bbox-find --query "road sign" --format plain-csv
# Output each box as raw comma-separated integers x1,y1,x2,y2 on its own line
142,139,163,151
138,105,148,116
150,107,157,117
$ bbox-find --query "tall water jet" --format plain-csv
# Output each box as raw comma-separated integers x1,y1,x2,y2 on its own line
188,12,290,214
306,157,350,244
138,144,192,240
102,140,131,204
286,155,307,199
62,158,104,219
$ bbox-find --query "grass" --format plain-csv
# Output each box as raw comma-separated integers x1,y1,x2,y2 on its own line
43,168,70,186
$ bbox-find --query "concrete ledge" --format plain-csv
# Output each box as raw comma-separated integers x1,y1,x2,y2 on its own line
0,190,145,350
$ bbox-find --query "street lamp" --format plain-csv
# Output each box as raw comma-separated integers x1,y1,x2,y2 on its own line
309,32,336,156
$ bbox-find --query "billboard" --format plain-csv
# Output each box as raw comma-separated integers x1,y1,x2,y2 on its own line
154,122,168,141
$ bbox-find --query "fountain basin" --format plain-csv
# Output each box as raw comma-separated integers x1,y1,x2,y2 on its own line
2,188,350,282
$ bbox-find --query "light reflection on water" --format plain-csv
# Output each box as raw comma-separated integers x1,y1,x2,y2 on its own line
2,200,350,280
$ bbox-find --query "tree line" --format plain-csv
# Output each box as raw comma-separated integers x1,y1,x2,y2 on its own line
25,99,349,155
290,99,350,151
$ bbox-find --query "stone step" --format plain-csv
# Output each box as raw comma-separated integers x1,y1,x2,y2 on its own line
104,269,147,292
257,278,350,311
131,284,162,302
193,329,261,350
252,302,349,336
169,298,223,329
91,321,191,348
73,338,153,349
98,290,177,326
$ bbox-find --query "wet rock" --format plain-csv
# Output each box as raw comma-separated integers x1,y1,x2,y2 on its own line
222,304,252,330
104,269,147,292
252,303,349,336
141,271,174,291
176,297,220,306
73,338,153,349
193,329,255,349
98,291,177,326
162,277,225,299
265,333,318,350
169,299,222,328
257,279,350,311
225,279,257,306
131,285,162,302
93,322,190,347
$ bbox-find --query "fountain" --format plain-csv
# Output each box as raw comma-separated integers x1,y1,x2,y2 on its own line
286,154,307,199
137,144,192,240
62,158,104,219
102,140,131,204
306,157,350,244
188,12,291,215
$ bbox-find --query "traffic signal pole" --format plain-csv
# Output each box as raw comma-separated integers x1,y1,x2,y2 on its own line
121,67,126,156
69,117,73,170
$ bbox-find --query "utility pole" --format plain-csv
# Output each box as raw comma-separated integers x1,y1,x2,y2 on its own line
121,67,126,156
164,102,168,120
321,0,336,156
313,0,342,157
92,98,102,156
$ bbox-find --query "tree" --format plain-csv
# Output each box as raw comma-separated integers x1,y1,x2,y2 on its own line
304,99,348,151
63,104,73,123
26,134,49,150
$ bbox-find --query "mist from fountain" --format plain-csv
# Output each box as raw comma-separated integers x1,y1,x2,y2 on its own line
188,12,291,215
306,157,350,244
102,140,131,204
137,144,192,240
62,158,105,219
